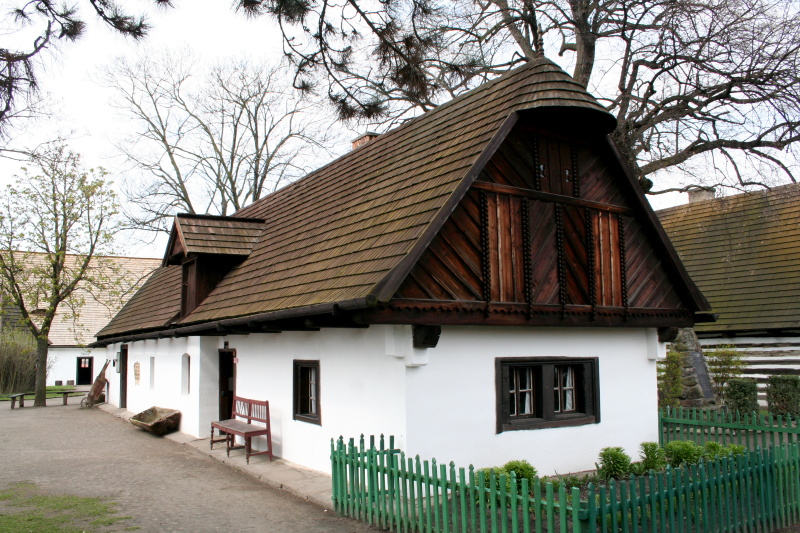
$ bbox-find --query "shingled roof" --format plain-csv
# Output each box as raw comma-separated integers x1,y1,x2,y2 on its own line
185,58,615,324
163,214,265,263
657,184,800,336
97,57,621,340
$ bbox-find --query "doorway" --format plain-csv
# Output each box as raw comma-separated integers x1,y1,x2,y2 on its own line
119,345,128,409
76,356,93,385
218,349,236,420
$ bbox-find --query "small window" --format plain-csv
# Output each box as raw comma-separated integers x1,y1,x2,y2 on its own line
496,358,599,432
293,360,320,425
181,354,190,395
149,357,155,390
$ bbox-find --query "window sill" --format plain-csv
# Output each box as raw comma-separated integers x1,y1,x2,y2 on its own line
293,414,321,426
499,414,596,432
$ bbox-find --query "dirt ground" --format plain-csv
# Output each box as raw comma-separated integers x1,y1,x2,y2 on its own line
0,400,378,532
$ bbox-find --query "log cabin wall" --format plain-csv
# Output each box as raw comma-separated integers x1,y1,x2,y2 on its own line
393,123,691,325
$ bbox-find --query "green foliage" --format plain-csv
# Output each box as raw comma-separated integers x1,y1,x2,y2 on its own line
596,447,632,480
502,459,537,487
664,440,705,467
0,329,36,394
475,460,538,500
551,472,599,492
766,376,800,416
705,346,746,403
727,378,759,415
657,349,684,408
639,442,667,472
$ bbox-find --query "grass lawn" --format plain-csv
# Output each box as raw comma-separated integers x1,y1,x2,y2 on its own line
0,386,85,402
0,482,136,532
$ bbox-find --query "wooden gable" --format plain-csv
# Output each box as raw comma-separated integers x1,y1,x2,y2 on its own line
387,118,703,327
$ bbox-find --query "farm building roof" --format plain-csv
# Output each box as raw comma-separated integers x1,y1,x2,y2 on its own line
657,183,800,336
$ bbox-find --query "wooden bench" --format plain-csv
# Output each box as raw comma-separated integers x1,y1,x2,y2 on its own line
9,392,29,409
9,390,86,409
210,396,273,464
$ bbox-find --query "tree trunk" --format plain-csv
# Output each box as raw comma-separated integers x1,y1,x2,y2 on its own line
33,336,48,406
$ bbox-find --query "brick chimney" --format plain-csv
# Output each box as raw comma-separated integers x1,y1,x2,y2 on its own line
688,187,716,203
351,132,379,149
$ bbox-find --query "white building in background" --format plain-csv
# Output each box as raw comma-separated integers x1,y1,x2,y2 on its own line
0,254,161,386
93,58,712,476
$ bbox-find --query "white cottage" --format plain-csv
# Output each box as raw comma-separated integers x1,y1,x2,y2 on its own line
93,57,712,475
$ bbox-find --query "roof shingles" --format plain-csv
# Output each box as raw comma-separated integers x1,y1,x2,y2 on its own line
657,184,800,334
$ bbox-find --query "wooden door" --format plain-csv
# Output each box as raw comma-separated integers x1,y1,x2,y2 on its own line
218,350,235,420
76,356,93,385
119,346,128,409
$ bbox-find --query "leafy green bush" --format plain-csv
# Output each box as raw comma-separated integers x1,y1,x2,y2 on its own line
727,378,759,414
706,346,745,403
475,460,538,499
0,330,37,394
596,447,632,480
503,460,537,487
657,350,684,408
664,441,704,467
639,442,667,472
702,441,724,458
766,376,800,416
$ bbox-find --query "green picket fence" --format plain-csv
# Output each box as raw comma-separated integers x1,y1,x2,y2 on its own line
331,435,800,533
660,407,800,450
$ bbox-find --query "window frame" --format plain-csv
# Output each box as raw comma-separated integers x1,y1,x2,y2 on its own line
293,360,321,425
496,357,599,433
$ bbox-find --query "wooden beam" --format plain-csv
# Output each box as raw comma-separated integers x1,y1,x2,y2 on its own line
356,300,695,328
471,181,634,215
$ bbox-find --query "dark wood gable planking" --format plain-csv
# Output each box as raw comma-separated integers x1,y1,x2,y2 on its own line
385,122,693,327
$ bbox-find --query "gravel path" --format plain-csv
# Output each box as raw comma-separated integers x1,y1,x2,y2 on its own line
0,400,377,532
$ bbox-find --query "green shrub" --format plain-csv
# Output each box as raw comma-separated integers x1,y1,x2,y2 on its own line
596,447,632,480
502,460,537,487
727,378,759,415
639,442,667,472
657,350,684,408
702,441,724,459
475,461,537,500
664,440,704,467
0,330,37,394
725,444,746,456
706,346,745,403
766,376,800,416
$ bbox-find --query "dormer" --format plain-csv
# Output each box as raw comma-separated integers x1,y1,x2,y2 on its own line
163,214,265,318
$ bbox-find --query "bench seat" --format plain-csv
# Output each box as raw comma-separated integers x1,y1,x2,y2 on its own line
210,396,273,464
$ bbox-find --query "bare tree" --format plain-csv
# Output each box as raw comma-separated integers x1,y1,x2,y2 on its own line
0,0,171,137
102,51,338,232
234,0,800,194
0,143,122,406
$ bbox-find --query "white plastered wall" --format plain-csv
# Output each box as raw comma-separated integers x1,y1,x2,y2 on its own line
48,346,93,386
404,326,664,476
103,336,218,437
100,324,663,477
226,326,409,474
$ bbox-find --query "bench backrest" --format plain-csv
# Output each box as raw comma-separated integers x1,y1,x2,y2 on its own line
232,396,270,425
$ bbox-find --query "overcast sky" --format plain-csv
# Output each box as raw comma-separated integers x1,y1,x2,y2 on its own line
2,0,687,258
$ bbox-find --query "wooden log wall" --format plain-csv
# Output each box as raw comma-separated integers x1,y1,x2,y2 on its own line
393,125,689,322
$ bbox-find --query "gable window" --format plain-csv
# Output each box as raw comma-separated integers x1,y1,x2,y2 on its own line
293,360,321,425
497,358,599,432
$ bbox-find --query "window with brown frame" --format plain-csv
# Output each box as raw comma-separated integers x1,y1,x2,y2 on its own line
293,360,321,425
496,357,599,432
